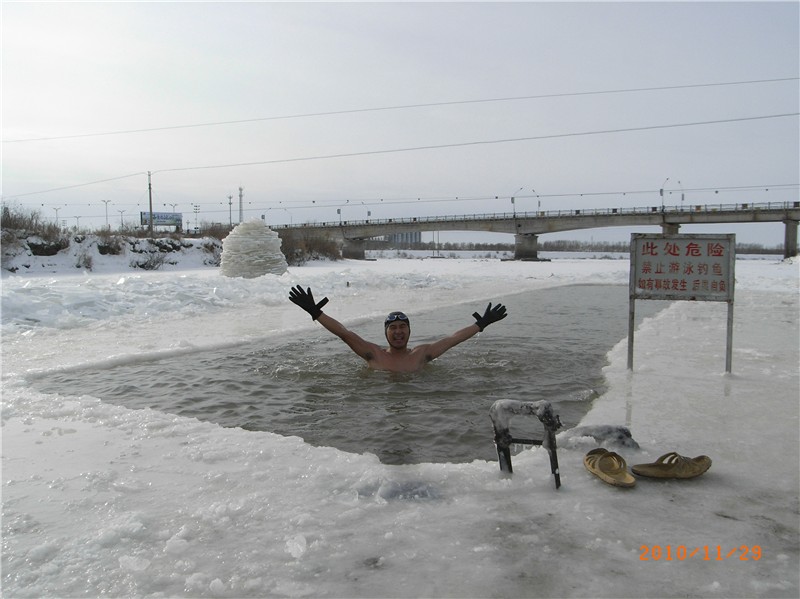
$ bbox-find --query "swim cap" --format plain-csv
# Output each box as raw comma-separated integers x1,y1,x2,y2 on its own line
384,311,410,328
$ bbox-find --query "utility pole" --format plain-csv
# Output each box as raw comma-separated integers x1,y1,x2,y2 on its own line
238,187,244,223
147,171,154,237
228,195,233,228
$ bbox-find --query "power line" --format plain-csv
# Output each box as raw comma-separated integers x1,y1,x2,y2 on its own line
25,184,797,218
4,172,147,199
152,112,798,175
6,112,797,201
3,77,797,143
230,184,800,210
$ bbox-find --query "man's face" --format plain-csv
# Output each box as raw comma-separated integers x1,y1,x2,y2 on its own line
385,321,410,349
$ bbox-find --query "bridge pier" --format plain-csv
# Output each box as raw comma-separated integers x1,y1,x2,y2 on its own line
514,233,540,260
784,219,798,258
661,223,681,235
342,239,366,260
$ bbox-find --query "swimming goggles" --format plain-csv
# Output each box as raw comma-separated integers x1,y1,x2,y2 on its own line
384,311,410,327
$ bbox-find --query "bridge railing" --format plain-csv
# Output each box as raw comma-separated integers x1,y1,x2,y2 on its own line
270,201,799,229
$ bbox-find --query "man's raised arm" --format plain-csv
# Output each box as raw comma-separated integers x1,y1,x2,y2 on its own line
289,285,379,362
424,302,508,362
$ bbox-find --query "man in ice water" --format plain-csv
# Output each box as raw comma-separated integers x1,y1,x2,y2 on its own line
289,285,508,373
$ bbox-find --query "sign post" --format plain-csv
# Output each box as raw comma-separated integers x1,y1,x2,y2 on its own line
628,233,735,372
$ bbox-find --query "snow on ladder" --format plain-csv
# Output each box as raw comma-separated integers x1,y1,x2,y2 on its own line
489,399,563,489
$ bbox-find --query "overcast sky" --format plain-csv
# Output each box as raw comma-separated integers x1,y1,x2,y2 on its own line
2,1,798,245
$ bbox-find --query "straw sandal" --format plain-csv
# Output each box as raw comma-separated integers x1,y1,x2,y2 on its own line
631,452,712,479
583,448,636,488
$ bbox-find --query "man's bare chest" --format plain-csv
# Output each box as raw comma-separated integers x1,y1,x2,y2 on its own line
372,347,426,372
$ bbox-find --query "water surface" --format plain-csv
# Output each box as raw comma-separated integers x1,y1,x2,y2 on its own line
31,284,664,464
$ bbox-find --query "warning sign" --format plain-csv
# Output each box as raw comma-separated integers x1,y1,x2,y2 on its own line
628,233,736,372
630,233,735,302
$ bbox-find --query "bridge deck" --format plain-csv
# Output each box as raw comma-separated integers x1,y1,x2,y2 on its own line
271,201,800,258
274,201,799,236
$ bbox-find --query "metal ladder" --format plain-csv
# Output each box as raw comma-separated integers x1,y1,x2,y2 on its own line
489,399,563,489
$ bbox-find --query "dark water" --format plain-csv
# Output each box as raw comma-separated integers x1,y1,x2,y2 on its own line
30,284,663,465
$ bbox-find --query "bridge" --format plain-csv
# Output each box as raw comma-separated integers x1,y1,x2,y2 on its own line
272,201,800,260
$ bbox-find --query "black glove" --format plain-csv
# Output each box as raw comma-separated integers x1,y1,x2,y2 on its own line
472,302,507,332
289,285,329,320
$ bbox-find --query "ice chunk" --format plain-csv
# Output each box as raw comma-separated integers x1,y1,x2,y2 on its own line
119,555,150,571
562,424,640,448
285,533,307,558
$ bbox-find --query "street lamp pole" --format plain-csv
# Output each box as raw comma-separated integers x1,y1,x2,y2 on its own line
263,207,293,226
660,177,670,211
101,200,111,229
117,210,126,229
510,187,523,217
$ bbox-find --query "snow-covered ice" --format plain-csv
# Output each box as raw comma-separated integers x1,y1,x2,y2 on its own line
2,251,798,598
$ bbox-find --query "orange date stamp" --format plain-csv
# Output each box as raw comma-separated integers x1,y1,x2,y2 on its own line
640,545,762,562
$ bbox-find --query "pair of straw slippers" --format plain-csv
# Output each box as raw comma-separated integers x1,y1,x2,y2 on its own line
584,448,712,488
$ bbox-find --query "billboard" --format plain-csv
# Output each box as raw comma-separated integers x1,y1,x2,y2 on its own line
140,212,182,226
